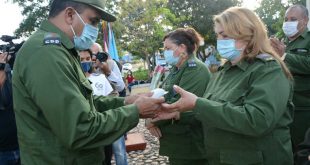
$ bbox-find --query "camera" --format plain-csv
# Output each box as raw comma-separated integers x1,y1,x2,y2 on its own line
0,35,24,69
96,52,109,63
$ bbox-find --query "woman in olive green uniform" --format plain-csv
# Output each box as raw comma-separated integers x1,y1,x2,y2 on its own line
147,28,211,165
159,7,294,165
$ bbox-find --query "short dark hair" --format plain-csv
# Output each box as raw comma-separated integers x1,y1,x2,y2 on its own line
289,4,309,18
163,28,204,55
80,49,92,57
48,0,89,18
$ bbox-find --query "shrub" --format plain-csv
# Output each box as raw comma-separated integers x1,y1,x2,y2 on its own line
133,67,149,80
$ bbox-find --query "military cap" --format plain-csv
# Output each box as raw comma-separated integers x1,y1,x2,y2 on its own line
70,0,116,22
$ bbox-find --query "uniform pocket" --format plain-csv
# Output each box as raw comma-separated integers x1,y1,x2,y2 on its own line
220,149,263,165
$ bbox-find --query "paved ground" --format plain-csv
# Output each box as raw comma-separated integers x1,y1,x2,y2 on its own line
111,119,170,165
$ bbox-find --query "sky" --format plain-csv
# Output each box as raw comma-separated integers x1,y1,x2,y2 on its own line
0,0,23,44
0,0,265,40
0,1,23,36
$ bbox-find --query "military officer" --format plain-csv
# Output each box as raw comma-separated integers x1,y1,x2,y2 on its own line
270,4,310,149
160,7,294,164
12,0,164,164
147,28,211,165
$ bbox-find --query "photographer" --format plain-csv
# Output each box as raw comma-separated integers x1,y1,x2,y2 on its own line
0,52,20,165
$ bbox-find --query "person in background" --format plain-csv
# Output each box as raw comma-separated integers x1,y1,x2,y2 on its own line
91,43,126,97
159,7,294,164
12,0,164,164
90,43,129,165
79,49,113,96
125,70,136,94
147,27,211,165
0,52,20,165
204,45,221,73
270,4,310,150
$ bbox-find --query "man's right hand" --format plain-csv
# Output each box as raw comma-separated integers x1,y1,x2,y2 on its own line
134,96,164,118
270,37,286,57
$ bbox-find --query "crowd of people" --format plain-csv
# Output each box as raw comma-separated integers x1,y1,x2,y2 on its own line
0,0,309,165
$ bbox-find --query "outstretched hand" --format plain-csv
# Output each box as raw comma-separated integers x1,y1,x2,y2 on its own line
134,96,164,118
270,37,286,57
151,111,180,123
124,92,153,105
161,85,198,113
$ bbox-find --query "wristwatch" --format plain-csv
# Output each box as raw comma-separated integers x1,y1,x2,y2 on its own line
0,63,6,71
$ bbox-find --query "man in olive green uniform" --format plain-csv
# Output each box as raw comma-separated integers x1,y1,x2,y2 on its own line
271,4,310,148
12,0,163,164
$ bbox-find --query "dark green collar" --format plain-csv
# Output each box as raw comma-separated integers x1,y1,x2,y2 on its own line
300,28,309,39
40,20,75,50
222,59,249,72
285,28,309,43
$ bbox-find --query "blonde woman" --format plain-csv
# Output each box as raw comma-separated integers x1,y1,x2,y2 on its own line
157,7,294,164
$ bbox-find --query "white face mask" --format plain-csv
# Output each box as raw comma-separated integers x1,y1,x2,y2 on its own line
282,21,299,37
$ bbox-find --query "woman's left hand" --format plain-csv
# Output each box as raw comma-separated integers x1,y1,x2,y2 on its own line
151,111,180,123
161,85,198,113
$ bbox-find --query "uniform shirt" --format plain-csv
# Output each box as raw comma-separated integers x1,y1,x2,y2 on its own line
12,20,139,165
157,56,211,160
284,29,310,110
107,59,125,92
284,29,310,147
194,54,294,165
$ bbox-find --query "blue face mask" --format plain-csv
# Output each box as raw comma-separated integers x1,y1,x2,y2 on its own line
164,48,179,66
81,61,92,73
71,11,99,50
217,39,242,61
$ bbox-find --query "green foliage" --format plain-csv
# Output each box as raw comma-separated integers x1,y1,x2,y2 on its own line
133,68,149,80
116,0,176,60
167,0,240,44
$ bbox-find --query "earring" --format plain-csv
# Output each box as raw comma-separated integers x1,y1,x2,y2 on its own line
180,52,187,58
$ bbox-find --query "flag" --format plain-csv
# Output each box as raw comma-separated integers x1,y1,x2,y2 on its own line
108,23,120,61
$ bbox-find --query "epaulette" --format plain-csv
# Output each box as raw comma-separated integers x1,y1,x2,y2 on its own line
187,59,197,67
43,33,61,46
256,54,274,61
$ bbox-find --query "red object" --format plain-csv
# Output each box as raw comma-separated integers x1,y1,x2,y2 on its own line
125,133,147,152
154,65,165,74
126,75,134,83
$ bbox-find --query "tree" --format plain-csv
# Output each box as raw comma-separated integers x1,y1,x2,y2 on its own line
115,0,178,70
167,0,239,44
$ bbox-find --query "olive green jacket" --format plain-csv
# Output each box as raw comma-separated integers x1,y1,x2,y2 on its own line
12,20,139,165
284,29,310,110
194,54,294,165
284,29,310,148
157,56,211,159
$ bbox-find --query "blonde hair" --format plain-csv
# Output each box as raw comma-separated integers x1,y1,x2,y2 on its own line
213,7,292,79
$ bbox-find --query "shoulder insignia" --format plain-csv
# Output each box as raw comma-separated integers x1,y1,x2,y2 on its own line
43,33,61,46
256,54,274,61
187,59,197,67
